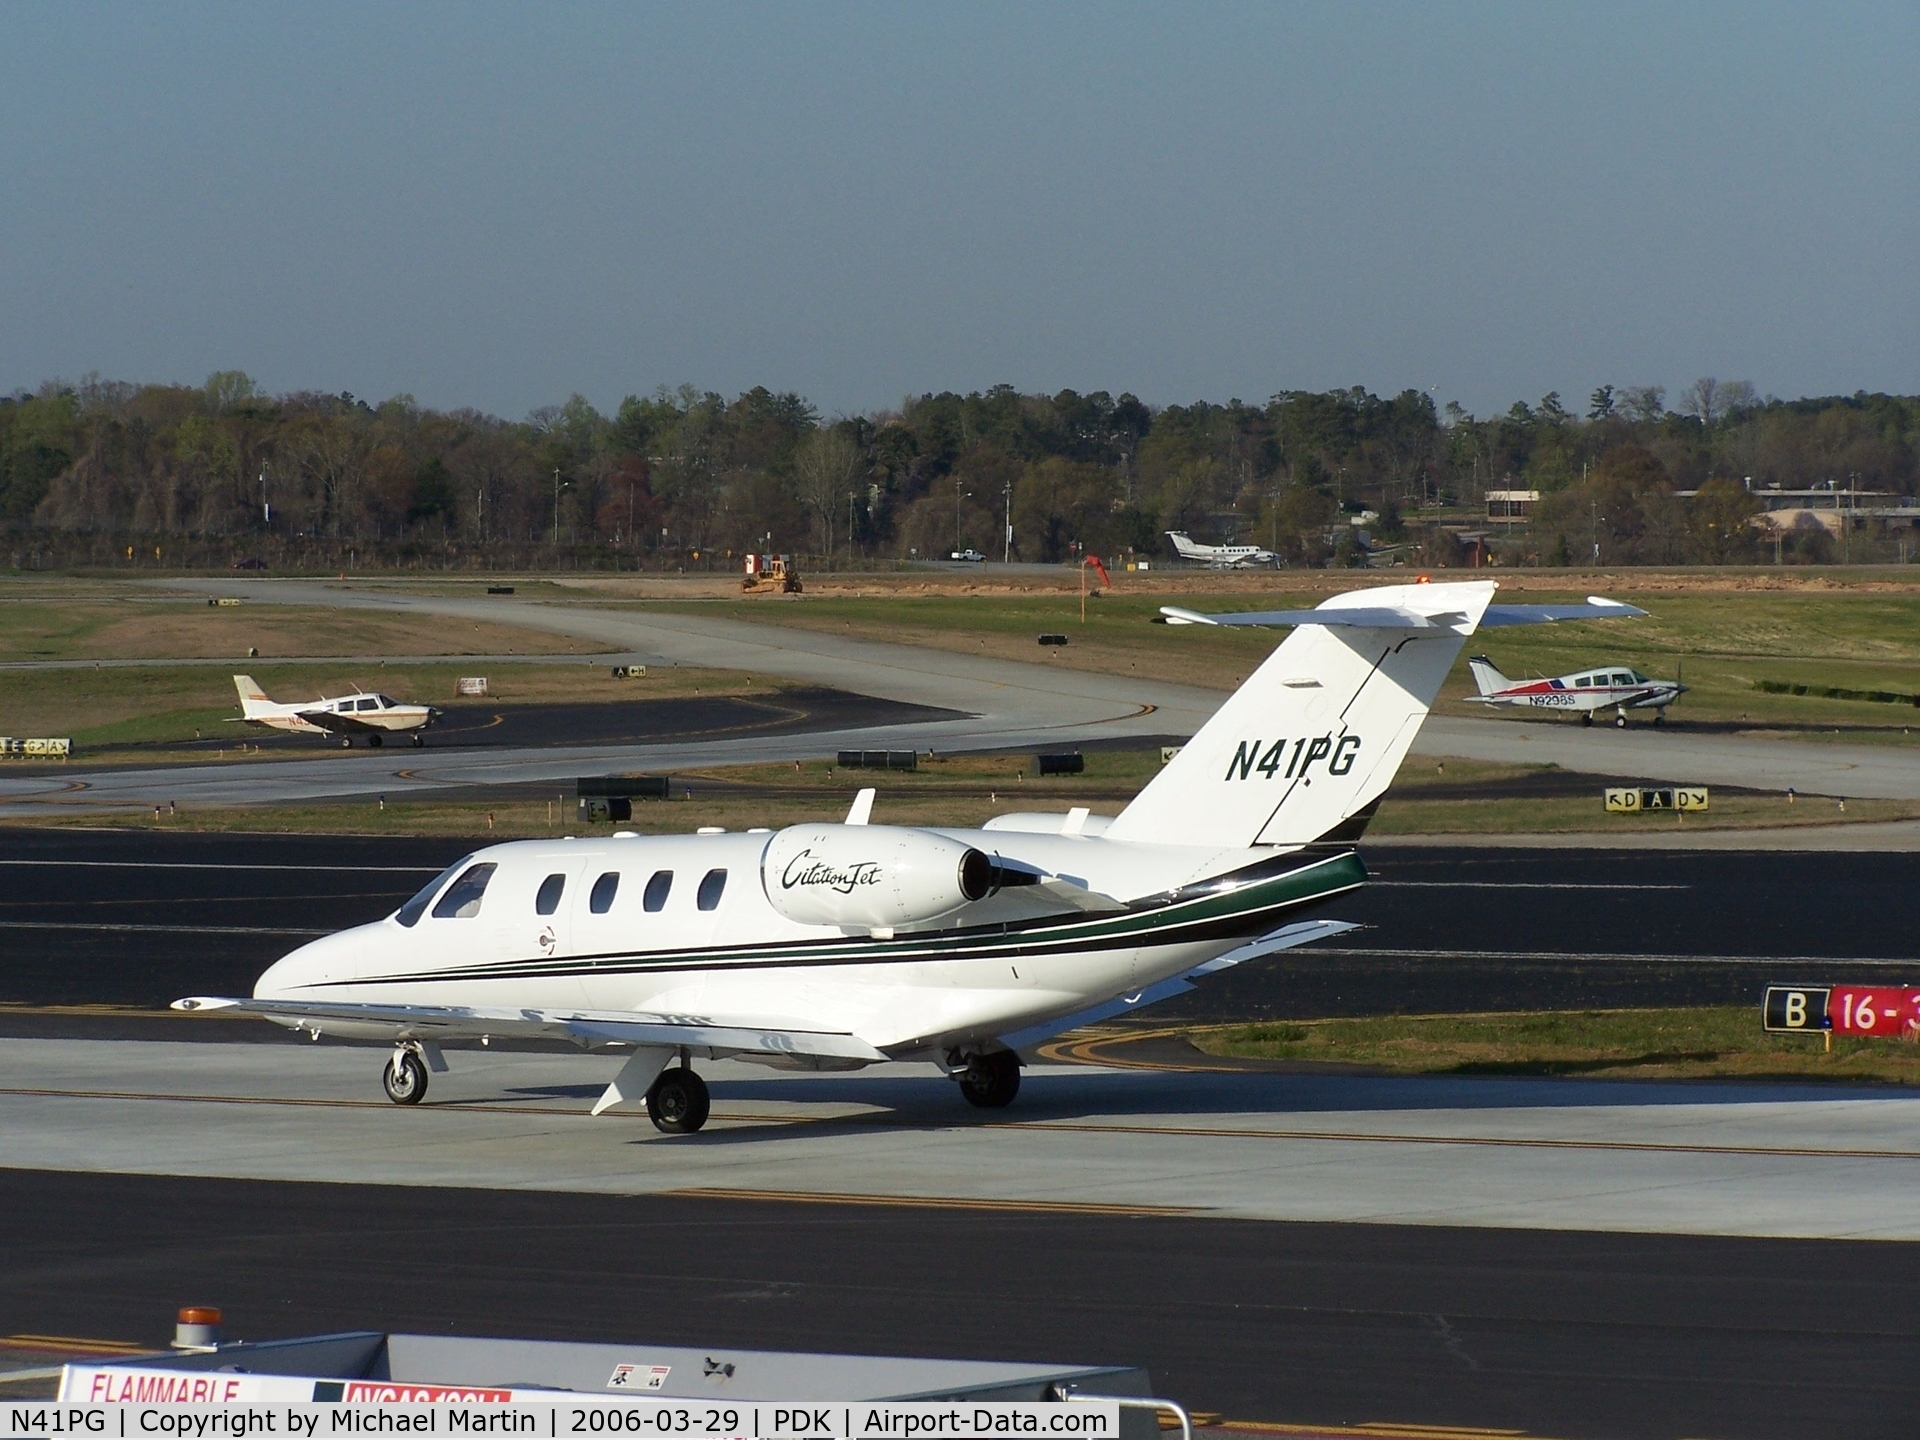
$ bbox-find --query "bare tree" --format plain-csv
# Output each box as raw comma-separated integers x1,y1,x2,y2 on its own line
1681,377,1722,426
793,427,863,556
1618,386,1667,424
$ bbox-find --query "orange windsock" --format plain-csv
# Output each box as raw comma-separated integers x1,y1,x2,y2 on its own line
1086,555,1111,588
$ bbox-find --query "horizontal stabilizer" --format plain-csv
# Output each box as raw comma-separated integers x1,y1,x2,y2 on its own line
1161,596,1645,630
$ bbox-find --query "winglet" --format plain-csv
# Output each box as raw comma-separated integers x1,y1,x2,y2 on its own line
845,788,875,826
1159,605,1218,626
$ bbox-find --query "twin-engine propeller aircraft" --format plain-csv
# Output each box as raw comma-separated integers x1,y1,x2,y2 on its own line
1166,530,1281,569
177,581,1643,1133
1465,655,1686,727
231,675,440,747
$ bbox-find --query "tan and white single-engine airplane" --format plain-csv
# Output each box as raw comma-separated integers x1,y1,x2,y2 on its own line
1466,654,1686,727
177,581,1642,1133
231,675,440,747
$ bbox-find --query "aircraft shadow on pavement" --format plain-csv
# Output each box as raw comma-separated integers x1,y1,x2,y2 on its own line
478,1067,1919,1145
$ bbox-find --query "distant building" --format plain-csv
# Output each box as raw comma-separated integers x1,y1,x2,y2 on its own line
1486,489,1539,521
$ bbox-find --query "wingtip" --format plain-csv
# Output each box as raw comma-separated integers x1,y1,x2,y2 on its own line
171,996,238,1012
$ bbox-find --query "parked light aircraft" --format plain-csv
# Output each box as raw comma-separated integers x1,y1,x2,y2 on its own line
232,675,440,747
177,582,1643,1133
1166,531,1281,569
1466,655,1686,727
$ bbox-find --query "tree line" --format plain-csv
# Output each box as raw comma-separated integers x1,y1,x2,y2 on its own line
1,371,1915,569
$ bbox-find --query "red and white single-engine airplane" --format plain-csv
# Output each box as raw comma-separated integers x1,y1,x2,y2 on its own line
1466,654,1686,726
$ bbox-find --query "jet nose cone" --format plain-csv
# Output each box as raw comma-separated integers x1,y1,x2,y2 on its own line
253,927,368,998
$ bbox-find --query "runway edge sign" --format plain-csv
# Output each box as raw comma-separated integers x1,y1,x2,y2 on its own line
1605,786,1707,813
1763,985,1920,1036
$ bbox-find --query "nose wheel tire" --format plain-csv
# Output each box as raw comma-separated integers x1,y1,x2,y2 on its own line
383,1048,428,1105
1616,714,1627,728
645,1066,711,1134
369,733,383,748
957,1050,1021,1108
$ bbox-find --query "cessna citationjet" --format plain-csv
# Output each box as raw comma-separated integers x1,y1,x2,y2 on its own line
1166,531,1281,569
178,582,1642,1133
232,675,440,747
1466,655,1685,727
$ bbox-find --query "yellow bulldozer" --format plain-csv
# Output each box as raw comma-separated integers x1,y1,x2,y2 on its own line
742,553,802,593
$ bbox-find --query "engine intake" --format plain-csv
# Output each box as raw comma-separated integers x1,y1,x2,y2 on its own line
762,825,997,929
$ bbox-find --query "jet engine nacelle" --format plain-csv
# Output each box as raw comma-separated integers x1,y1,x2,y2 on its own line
762,824,993,930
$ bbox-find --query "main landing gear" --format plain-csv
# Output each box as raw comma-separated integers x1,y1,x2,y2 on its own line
383,1043,429,1105
953,1050,1021,1109
645,1064,711,1134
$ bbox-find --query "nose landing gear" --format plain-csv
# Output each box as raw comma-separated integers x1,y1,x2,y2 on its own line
645,1065,711,1133
383,1044,429,1105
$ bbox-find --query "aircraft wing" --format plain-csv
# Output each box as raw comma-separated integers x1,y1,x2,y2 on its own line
994,918,1360,1050
298,710,388,733
169,995,888,1062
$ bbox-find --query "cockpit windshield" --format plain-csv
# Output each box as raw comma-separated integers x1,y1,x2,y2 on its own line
393,854,474,928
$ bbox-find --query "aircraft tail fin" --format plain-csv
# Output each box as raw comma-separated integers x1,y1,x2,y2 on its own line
1105,581,1498,849
1466,655,1512,696
233,674,271,716
1165,531,1200,558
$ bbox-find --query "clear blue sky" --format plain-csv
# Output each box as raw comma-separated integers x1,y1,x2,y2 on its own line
2,2,1914,420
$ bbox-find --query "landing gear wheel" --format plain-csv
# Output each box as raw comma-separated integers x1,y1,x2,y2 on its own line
957,1050,1021,1108
645,1066,710,1134
1582,713,1594,727
1652,712,1665,726
1616,714,1627,728
383,1047,428,1105
411,734,424,747
369,733,384,748
341,737,353,748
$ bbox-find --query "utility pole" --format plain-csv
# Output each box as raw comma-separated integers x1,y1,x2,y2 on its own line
1003,480,1013,563
552,469,570,549
954,486,971,556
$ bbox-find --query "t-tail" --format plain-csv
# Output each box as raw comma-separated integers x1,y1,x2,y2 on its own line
1107,581,1496,849
1109,583,1645,850
1466,654,1513,697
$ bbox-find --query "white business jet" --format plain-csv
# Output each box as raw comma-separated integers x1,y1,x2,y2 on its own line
177,581,1642,1133
231,675,440,747
1166,531,1281,569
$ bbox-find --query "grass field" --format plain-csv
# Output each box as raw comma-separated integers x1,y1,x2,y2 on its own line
607,569,1920,733
0,594,595,664
0,662,772,751
1193,1006,1920,1084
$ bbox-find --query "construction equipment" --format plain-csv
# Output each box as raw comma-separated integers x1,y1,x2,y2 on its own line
742,553,803,593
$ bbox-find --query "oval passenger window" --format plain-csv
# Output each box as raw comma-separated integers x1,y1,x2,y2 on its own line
431,863,497,919
535,874,566,916
590,872,620,915
697,868,727,912
643,871,673,912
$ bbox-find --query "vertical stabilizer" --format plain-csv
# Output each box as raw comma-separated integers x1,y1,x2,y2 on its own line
1105,581,1495,849
232,675,271,717
1466,655,1512,696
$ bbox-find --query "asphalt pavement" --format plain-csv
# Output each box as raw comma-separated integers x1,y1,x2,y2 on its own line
4,1169,1915,1440
0,830,1907,1012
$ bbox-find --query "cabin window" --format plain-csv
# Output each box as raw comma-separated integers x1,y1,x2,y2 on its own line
394,855,474,928
357,698,379,711
535,874,566,915
589,872,620,914
431,862,497,919
1574,675,1592,688
643,871,673,912
1612,672,1633,686
697,868,728,912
